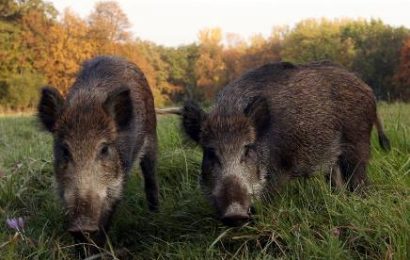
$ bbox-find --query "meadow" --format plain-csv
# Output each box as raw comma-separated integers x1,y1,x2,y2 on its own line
0,103,409,259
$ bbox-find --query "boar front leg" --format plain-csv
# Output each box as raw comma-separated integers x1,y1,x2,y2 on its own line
326,164,345,191
139,138,159,212
339,140,370,192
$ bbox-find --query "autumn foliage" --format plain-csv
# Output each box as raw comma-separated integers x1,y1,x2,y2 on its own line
394,39,410,100
0,0,409,111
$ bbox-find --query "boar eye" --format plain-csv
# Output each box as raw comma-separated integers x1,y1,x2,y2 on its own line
204,147,220,165
59,144,71,162
243,144,256,160
99,144,110,158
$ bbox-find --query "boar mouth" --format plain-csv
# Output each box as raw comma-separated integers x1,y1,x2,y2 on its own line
70,229,101,242
69,225,105,245
68,216,101,233
221,213,250,227
69,227,107,256
218,204,255,227
70,230,106,258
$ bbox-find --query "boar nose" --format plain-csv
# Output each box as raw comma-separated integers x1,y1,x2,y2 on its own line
68,219,99,235
68,225,99,235
221,212,250,227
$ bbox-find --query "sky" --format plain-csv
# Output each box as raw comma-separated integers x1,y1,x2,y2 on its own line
49,0,410,47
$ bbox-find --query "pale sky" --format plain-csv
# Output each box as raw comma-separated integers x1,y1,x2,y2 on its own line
49,0,410,47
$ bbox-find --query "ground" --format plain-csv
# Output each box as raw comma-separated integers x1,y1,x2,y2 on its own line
0,103,409,259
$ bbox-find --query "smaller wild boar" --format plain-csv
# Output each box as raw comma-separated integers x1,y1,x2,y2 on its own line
182,61,390,227
38,56,159,246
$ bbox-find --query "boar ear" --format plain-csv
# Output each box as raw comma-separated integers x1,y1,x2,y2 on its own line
182,101,206,143
38,87,64,132
244,96,270,137
103,86,134,131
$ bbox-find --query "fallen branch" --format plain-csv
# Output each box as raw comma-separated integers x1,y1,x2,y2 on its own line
155,107,182,115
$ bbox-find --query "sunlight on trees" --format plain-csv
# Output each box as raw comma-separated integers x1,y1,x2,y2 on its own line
0,0,409,111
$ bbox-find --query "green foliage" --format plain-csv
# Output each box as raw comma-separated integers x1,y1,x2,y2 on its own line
281,18,356,67
0,0,20,20
0,0,55,111
0,20,26,75
394,39,410,101
159,44,199,100
281,18,410,101
1,0,410,110
0,71,45,110
0,104,409,258
341,19,410,100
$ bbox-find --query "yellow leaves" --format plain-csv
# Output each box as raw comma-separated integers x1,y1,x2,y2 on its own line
88,1,131,43
33,1,170,104
195,28,283,99
281,18,356,66
198,28,223,47
3,0,408,110
195,27,227,99
36,9,95,93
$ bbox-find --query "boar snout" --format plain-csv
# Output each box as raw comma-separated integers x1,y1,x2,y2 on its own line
68,217,99,234
214,175,252,227
68,216,106,255
65,191,105,236
221,206,250,227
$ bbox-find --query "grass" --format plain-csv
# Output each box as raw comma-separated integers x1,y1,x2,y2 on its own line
0,103,409,259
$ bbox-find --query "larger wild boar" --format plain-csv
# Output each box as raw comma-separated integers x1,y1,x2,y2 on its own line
38,56,159,242
182,61,390,227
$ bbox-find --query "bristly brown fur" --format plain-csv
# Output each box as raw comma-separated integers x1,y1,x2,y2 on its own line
182,60,390,226
38,56,159,251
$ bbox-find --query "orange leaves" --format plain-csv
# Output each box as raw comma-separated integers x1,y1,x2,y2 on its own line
36,9,94,93
393,38,410,100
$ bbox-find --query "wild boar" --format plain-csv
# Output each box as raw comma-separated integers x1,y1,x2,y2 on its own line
38,56,159,245
182,61,390,227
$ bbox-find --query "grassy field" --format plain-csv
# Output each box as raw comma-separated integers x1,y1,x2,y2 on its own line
0,103,409,259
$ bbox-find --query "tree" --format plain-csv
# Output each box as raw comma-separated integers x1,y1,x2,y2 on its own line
241,33,282,73
0,71,45,110
159,44,199,102
223,30,283,83
2,2,410,111
88,1,130,53
0,0,21,21
341,19,410,99
0,0,54,110
37,9,95,93
195,27,226,100
281,18,355,67
115,40,169,106
223,33,247,82
393,38,410,100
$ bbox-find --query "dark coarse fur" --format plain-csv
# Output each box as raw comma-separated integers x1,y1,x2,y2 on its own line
222,60,389,183
68,56,158,176
38,56,158,253
182,60,390,226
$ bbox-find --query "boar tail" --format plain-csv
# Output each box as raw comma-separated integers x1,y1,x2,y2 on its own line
374,113,391,151
155,107,182,115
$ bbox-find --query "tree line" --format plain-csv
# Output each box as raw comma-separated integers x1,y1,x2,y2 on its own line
1,0,410,111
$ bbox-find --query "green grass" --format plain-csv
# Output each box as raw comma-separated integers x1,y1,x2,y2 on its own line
0,103,409,259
